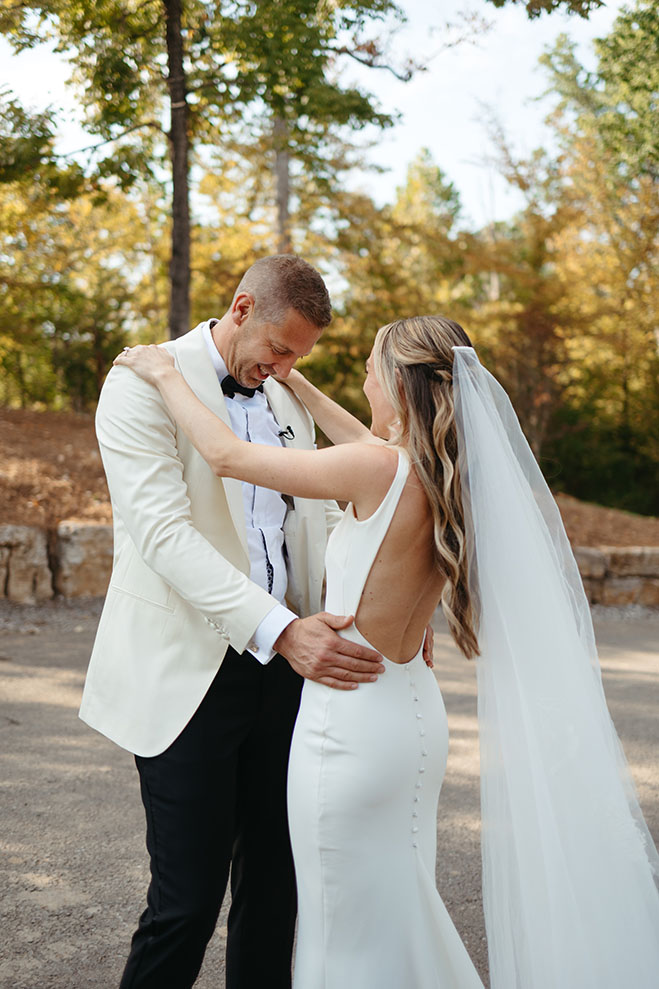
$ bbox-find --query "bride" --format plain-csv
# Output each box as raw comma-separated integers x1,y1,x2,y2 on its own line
115,315,659,988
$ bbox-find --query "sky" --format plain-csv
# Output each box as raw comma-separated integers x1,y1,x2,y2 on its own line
342,0,625,226
0,0,626,230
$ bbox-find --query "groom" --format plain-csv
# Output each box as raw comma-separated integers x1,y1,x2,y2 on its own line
79,255,384,988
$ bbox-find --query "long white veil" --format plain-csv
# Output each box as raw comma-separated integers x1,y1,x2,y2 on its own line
452,345,659,989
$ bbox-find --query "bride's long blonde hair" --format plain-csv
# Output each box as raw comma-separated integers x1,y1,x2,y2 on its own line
373,315,480,659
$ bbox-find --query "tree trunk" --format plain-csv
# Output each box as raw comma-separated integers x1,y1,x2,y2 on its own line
486,219,500,301
164,0,190,339
273,116,292,254
16,352,27,408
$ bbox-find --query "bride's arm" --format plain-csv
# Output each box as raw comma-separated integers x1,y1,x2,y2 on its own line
282,368,380,445
114,346,392,507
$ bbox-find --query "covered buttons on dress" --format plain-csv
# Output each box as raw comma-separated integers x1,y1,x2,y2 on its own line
407,665,429,849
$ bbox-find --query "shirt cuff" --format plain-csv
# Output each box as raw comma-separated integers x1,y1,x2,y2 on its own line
247,604,297,665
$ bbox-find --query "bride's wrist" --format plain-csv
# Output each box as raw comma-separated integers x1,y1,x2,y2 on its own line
153,364,179,384
152,365,179,387
284,368,305,391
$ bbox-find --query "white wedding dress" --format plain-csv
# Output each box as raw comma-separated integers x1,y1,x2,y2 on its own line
287,449,483,989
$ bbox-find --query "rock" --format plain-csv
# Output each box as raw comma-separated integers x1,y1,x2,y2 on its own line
581,576,604,604
638,579,659,608
0,545,9,592
602,547,659,578
574,547,607,579
53,522,113,598
600,577,644,607
0,525,53,604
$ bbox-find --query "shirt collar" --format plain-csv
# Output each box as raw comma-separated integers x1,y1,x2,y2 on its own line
202,319,267,404
201,319,228,382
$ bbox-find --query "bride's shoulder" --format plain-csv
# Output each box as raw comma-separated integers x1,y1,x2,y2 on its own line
342,442,400,489
347,440,399,466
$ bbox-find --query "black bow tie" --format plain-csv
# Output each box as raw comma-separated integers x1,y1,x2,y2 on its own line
221,374,264,399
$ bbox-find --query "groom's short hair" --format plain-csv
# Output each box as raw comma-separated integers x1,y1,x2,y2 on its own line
235,255,332,329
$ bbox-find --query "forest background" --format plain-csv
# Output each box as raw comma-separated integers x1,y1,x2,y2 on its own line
0,0,657,516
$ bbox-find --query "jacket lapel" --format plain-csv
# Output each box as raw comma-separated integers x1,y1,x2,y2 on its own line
263,377,310,451
174,324,248,555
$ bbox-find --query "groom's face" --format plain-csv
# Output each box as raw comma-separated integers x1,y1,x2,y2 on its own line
226,294,322,387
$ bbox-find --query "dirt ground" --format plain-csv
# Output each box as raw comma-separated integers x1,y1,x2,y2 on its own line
0,408,109,527
2,405,657,986
2,407,659,546
0,600,657,989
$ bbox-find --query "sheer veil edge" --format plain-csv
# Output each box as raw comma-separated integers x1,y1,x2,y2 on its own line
451,345,659,989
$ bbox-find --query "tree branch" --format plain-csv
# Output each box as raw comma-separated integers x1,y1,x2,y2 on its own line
328,11,490,81
186,74,230,95
52,120,164,158
328,45,415,81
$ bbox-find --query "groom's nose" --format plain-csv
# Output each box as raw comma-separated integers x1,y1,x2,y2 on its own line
271,354,298,378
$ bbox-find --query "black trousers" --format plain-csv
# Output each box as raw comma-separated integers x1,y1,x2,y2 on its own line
119,648,303,989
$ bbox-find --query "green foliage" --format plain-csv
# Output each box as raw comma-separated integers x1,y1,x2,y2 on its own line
300,149,469,423
0,89,86,195
0,0,410,330
0,182,145,409
593,0,659,177
0,1,170,186
485,0,603,18
0,0,657,517
543,401,659,516
0,1,403,202
541,1,659,179
527,0,658,510
211,0,399,124
300,0,659,514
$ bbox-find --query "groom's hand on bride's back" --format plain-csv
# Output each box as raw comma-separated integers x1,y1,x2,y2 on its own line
275,613,384,689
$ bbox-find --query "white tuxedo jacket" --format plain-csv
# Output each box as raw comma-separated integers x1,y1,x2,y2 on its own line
79,324,341,756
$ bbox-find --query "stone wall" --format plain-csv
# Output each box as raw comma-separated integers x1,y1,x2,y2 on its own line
0,522,113,604
1,522,658,607
52,521,114,598
575,547,659,608
0,524,53,604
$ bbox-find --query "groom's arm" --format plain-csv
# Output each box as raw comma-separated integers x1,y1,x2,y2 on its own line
96,363,277,654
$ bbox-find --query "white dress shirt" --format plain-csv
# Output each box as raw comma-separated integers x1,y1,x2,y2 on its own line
202,321,296,663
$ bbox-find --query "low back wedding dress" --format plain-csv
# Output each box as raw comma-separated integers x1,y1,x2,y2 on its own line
287,448,484,989
287,345,659,989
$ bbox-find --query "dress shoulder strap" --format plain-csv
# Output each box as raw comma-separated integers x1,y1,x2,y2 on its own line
355,447,410,541
324,447,411,621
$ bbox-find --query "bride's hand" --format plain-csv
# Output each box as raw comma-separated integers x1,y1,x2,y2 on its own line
113,344,176,386
423,623,434,669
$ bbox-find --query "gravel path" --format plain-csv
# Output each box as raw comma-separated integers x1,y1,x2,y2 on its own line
1,601,657,988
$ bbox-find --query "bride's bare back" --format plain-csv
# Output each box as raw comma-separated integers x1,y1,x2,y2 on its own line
351,450,445,664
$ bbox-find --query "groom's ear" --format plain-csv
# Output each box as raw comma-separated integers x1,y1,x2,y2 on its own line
231,292,255,326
